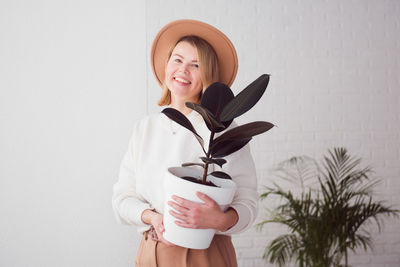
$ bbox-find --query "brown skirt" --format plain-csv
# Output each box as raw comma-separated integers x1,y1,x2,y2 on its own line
135,232,238,267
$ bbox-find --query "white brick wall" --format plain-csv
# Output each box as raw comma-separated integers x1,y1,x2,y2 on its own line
146,0,400,266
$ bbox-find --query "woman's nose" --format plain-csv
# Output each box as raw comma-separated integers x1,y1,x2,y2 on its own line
178,63,189,73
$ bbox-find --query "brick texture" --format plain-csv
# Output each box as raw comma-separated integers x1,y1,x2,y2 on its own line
146,0,400,266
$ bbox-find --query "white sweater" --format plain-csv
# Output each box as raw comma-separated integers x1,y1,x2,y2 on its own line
112,111,259,235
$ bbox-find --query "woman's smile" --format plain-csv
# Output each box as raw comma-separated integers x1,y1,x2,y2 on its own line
174,76,191,85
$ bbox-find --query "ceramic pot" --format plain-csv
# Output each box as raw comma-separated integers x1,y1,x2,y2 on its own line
163,166,236,249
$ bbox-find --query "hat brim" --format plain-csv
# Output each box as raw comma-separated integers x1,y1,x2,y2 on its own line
151,19,238,88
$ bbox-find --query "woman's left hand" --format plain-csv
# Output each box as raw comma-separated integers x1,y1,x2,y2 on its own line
167,192,231,231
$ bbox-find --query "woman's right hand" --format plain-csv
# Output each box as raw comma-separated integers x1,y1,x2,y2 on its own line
142,209,175,246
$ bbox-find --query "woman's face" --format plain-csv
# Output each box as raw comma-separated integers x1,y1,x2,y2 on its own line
165,41,203,104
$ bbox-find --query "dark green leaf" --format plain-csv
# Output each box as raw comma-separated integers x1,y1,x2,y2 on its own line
210,138,252,158
211,121,274,149
200,157,227,168
162,108,205,150
209,171,232,180
220,74,270,121
181,162,205,168
201,82,234,130
185,102,225,132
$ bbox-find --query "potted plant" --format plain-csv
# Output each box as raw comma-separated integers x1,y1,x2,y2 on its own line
257,147,399,267
161,74,274,249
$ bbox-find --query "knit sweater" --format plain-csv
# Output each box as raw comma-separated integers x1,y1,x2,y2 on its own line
112,111,258,235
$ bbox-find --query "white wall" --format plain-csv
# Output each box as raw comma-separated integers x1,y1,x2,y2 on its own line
0,0,146,266
1,0,399,266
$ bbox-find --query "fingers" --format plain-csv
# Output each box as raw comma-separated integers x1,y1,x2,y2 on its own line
168,200,196,227
169,208,187,222
167,194,221,230
170,210,198,229
168,199,189,214
151,224,163,241
153,223,176,246
171,195,196,207
150,213,165,240
171,193,216,207
155,224,176,247
174,220,199,229
156,224,164,233
148,212,176,247
155,228,176,247
195,192,217,206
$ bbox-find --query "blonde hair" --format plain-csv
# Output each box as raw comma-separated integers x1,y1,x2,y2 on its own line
158,36,219,106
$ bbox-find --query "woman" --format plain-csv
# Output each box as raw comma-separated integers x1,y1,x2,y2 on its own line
112,19,258,267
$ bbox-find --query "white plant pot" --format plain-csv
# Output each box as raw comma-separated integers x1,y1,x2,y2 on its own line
163,166,237,249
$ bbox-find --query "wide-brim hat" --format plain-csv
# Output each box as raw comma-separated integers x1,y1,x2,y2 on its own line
150,19,238,87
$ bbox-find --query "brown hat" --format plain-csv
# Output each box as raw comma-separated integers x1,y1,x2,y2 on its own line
150,19,238,87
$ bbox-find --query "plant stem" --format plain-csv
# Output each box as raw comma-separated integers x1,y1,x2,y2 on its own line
202,131,215,184
202,162,208,184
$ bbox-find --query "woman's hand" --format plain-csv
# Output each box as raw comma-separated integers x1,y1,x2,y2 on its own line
141,209,175,246
167,192,238,232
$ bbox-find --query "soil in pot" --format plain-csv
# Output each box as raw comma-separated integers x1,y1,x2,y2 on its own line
181,176,217,187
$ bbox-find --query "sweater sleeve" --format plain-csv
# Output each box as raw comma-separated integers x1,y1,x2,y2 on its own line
216,143,259,235
112,123,152,233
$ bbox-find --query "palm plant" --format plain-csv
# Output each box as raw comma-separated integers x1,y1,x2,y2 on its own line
257,147,399,267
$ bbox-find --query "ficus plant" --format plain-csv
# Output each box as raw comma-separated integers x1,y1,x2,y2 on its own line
162,74,274,186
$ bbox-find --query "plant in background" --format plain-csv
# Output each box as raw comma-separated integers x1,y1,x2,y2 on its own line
257,147,399,267
162,74,274,186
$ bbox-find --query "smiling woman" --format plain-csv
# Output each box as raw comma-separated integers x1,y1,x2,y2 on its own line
164,41,203,113
159,35,220,114
112,19,255,267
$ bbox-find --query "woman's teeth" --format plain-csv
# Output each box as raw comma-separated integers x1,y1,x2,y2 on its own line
175,77,191,84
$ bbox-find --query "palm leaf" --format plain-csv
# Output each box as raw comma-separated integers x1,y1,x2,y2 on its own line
257,147,399,267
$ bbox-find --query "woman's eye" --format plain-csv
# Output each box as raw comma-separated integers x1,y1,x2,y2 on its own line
174,58,182,63
192,64,199,68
